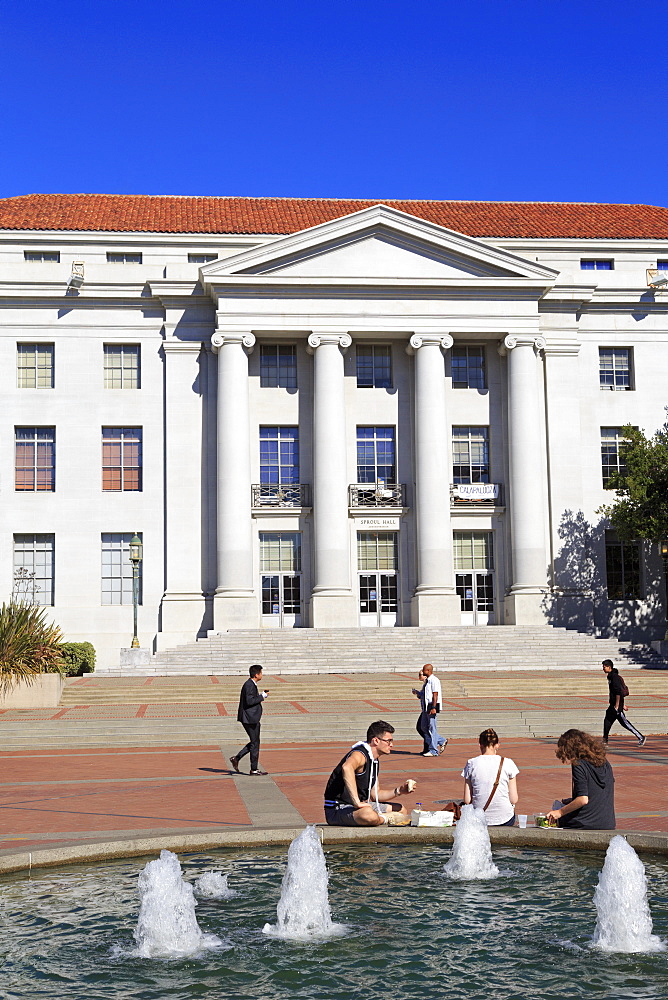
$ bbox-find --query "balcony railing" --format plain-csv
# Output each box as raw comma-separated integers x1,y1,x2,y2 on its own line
451,482,504,505
349,483,406,508
251,483,311,508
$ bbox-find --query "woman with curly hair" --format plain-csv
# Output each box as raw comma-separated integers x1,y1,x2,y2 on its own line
545,729,615,830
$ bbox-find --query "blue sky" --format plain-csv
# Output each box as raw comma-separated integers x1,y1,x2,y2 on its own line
0,0,665,204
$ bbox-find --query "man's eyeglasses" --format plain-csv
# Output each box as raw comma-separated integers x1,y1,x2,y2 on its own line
376,737,394,744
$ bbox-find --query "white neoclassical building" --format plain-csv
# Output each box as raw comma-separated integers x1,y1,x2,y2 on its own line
1,194,667,666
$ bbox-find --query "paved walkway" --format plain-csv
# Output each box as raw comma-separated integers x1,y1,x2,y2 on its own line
1,734,666,860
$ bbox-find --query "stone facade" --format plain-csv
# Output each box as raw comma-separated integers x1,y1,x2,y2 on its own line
1,197,667,667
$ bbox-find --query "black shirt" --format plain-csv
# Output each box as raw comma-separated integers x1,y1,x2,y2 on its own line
607,669,625,711
560,759,615,830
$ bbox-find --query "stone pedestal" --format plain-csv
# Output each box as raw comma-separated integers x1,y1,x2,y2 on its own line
119,647,152,669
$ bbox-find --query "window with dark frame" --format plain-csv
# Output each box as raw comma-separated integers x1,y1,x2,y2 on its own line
106,252,143,264
356,427,396,483
601,427,628,487
259,427,299,485
581,260,614,270
356,345,392,388
599,348,632,390
259,345,297,389
102,428,142,491
451,346,486,389
15,427,55,491
17,343,54,388
452,426,490,483
605,533,641,600
24,250,60,262
188,253,217,263
13,534,54,605
101,533,142,605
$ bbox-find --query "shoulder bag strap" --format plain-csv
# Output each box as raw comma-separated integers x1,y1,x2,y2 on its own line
482,756,505,812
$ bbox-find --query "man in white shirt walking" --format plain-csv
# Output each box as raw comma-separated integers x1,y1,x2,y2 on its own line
416,663,447,757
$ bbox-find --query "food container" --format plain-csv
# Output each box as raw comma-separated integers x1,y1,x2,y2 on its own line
411,809,454,827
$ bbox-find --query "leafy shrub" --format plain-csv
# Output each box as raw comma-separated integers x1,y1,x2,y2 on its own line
0,601,64,692
59,641,96,676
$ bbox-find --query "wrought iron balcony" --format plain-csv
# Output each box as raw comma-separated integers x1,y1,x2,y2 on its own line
349,483,406,508
450,482,504,505
251,483,311,508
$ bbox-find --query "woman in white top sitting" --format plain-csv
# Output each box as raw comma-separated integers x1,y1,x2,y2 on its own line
462,728,519,826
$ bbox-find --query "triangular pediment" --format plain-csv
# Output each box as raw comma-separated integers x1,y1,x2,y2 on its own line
201,205,558,284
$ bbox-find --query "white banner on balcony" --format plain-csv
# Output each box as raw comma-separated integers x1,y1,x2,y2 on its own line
453,483,499,501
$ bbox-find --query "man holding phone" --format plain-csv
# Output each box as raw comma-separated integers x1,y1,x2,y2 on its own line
230,664,270,775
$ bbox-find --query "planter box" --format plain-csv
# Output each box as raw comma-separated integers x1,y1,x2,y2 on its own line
0,673,64,709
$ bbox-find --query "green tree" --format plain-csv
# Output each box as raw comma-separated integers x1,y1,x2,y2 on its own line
599,416,668,542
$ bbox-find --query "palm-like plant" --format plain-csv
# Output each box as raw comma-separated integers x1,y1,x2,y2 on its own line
0,601,65,693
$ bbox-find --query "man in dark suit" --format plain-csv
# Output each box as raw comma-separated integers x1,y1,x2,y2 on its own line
230,664,269,775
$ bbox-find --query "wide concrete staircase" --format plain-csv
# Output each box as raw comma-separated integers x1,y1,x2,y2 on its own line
3,666,660,749
103,626,668,676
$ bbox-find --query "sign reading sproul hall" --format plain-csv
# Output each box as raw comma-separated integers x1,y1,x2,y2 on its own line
357,516,402,529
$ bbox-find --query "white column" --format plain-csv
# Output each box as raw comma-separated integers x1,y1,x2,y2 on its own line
158,340,206,648
503,334,548,624
410,333,461,626
308,331,357,627
211,331,257,629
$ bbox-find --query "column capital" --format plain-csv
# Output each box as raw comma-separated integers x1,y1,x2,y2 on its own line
307,332,352,353
407,333,453,354
211,332,256,353
500,334,545,355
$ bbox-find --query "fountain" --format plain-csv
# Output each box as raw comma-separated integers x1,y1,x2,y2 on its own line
194,871,236,899
443,804,500,880
132,849,224,958
591,836,666,953
262,825,347,940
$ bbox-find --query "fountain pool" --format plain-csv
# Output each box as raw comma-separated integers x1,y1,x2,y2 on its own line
1,843,667,1000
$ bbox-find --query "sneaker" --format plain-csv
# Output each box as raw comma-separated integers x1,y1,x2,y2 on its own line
229,756,240,773
437,740,448,755
249,769,268,776
421,751,437,757
385,811,412,826
637,736,646,747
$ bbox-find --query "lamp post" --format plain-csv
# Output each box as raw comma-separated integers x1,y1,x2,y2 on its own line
129,533,143,649
660,539,668,640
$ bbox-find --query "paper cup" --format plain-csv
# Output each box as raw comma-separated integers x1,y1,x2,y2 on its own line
518,814,528,828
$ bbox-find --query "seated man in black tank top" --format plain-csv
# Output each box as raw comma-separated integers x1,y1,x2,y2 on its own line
324,720,417,826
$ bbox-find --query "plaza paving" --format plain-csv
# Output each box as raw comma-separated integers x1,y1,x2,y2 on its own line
0,670,666,868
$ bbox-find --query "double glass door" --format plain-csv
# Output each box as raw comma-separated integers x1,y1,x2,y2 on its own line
357,531,398,626
454,531,495,625
260,532,302,628
261,574,301,628
455,571,495,625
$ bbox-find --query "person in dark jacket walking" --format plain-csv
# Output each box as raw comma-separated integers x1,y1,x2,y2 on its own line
230,664,269,775
602,659,646,746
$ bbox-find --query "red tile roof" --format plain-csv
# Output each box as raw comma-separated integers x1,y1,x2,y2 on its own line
0,194,667,239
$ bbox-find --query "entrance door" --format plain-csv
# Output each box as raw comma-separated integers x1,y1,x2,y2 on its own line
259,532,302,628
359,572,398,626
453,531,495,625
261,574,302,628
456,571,495,625
357,531,399,626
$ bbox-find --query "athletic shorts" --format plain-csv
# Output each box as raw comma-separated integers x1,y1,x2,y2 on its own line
324,802,389,826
